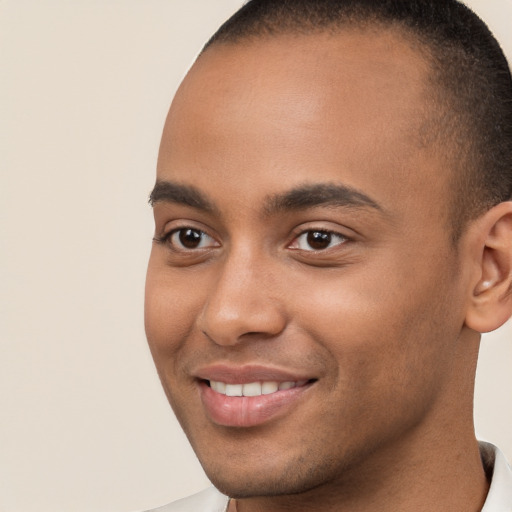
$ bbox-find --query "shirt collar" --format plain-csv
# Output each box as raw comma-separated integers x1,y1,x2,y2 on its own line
480,441,512,511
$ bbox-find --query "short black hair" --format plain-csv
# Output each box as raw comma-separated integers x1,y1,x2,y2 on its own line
202,0,512,238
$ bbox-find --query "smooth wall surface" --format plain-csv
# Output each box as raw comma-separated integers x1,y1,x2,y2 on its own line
1,1,511,511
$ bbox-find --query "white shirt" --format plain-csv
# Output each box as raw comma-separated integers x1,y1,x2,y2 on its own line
146,442,512,512
480,442,512,511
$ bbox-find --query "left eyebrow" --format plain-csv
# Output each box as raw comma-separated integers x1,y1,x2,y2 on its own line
264,183,383,215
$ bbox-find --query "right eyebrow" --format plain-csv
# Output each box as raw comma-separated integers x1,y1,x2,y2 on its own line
148,181,217,213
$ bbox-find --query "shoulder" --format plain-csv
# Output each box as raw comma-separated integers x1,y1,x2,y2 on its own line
144,487,230,512
480,442,512,512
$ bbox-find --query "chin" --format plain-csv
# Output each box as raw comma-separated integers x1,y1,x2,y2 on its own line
208,474,314,500
199,449,345,500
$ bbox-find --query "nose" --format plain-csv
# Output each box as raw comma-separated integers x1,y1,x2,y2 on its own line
197,250,287,346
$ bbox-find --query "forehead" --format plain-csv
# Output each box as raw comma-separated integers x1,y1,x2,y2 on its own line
158,29,448,221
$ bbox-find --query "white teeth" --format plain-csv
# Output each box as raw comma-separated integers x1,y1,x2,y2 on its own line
209,380,307,396
210,381,226,394
261,381,279,395
225,384,243,397
242,382,262,397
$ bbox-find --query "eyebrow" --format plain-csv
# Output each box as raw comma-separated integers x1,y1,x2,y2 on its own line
149,181,217,213
264,183,383,215
149,180,383,216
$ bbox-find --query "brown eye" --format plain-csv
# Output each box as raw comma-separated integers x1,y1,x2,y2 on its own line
179,229,202,248
307,231,332,250
169,228,218,250
290,230,347,251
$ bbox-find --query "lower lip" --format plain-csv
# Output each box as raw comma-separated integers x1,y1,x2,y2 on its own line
199,381,313,427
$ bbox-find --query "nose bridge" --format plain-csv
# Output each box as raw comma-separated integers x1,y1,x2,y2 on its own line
198,242,285,345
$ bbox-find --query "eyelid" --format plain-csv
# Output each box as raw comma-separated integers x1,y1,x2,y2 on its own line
288,223,351,239
289,230,347,251
153,222,221,251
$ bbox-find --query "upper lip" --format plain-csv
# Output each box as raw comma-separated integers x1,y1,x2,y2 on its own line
194,364,315,384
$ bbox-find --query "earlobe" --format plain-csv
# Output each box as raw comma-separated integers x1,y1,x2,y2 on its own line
465,201,512,334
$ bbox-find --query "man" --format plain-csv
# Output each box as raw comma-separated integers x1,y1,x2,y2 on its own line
144,0,512,510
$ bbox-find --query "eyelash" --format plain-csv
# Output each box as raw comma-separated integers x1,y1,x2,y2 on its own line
289,229,348,252
154,227,349,253
153,228,218,251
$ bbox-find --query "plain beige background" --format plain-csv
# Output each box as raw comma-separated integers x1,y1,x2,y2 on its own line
1,1,511,511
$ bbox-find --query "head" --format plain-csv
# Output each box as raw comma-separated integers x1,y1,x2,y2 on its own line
145,0,512,504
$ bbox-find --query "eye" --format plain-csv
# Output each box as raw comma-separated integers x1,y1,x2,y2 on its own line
162,228,219,250
289,230,347,251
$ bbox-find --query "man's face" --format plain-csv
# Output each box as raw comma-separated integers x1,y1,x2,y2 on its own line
145,30,472,498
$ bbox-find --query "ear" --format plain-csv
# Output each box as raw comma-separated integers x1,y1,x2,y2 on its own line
465,201,512,333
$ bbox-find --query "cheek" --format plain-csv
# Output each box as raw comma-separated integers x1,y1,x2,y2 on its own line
293,260,458,403
144,265,205,417
144,262,201,360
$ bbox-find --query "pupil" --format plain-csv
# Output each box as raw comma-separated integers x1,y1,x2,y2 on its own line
179,229,201,248
307,231,331,250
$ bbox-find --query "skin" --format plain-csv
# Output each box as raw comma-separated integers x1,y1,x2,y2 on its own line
145,29,512,512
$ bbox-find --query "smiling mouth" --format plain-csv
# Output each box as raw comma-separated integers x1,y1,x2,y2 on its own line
199,376,317,427
206,379,314,397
